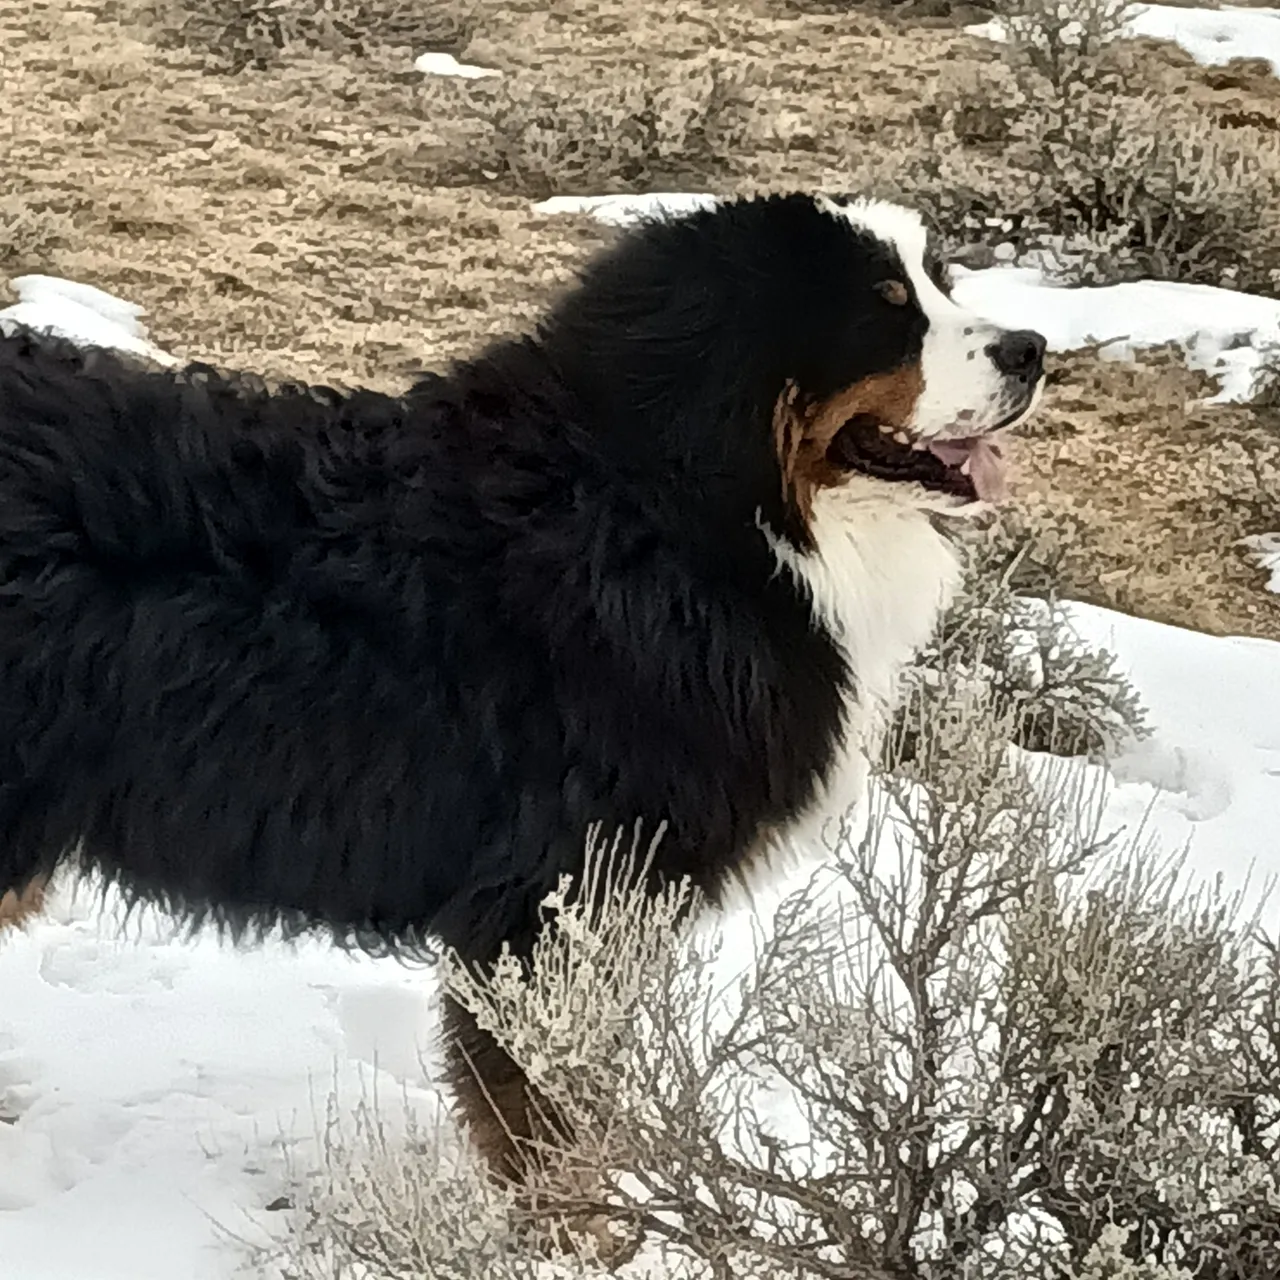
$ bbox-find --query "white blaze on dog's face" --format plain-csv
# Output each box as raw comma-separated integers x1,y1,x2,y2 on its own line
792,196,1047,515
831,198,1042,440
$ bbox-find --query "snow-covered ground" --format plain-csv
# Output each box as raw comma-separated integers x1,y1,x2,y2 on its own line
967,2,1280,76
0,276,176,368
0,903,445,1280
1126,3,1280,74
5,177,1280,1276
414,50,501,79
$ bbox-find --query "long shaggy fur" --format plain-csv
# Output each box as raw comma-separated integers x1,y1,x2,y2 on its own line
0,193,1042,1177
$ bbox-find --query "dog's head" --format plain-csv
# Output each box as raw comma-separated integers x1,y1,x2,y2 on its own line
538,193,1045,550
779,196,1044,523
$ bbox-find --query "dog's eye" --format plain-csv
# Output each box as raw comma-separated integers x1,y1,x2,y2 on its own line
875,280,909,306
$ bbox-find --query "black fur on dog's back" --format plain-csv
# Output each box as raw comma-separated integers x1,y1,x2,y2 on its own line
0,307,845,968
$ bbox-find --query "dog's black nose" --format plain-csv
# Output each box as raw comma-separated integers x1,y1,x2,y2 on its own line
987,329,1047,379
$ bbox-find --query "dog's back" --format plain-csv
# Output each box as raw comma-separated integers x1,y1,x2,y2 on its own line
0,330,843,966
0,331,549,953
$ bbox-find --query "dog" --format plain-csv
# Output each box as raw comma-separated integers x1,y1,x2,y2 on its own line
0,193,1045,1183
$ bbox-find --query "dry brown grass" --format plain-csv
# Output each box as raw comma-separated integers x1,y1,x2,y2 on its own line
4,0,1280,637
1007,349,1280,638
131,0,484,70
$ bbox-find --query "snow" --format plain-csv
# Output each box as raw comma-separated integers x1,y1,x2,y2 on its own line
4,598,1278,1276
414,51,501,79
952,265,1280,402
1058,602,1280,929
0,276,177,368
0,890,445,1280
531,193,719,225
1240,532,1280,593
966,3,1280,75
1127,3,1280,74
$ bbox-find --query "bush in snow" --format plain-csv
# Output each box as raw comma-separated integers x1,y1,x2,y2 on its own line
282,1092,551,1278
884,519,1148,768
934,77,1280,291
1252,346,1280,414
276,593,1274,1279
993,0,1130,99
1029,100,1280,293
893,32,1280,295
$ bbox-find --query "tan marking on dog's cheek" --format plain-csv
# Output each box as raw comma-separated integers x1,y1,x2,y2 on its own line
772,363,924,533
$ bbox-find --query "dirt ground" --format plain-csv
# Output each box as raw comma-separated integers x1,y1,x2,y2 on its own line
3,0,1280,639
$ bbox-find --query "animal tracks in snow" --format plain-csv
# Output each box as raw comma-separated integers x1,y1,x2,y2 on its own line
37,932,186,996
1109,738,1236,823
0,876,452,1280
332,981,439,1085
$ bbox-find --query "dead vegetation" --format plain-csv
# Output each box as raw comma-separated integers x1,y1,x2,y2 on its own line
887,517,1148,764
279,642,1278,1279
923,76,1280,293
135,0,483,70
1005,348,1280,637
0,196,75,275
403,56,754,197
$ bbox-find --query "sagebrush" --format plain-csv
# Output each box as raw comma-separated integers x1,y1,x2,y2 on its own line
276,575,1276,1279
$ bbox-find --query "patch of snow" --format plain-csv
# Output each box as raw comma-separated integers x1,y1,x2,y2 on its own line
531,192,718,226
1240,532,1280,593
1127,4,1280,76
967,3,1280,74
953,265,1280,402
965,16,1010,42
1056,601,1280,929
413,51,501,80
0,884,445,1280
0,275,177,367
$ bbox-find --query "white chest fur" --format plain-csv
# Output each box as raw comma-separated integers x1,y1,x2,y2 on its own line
764,488,965,856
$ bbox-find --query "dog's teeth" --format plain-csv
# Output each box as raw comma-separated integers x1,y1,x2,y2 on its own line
911,439,928,451
892,430,911,445
960,458,972,476
877,423,895,435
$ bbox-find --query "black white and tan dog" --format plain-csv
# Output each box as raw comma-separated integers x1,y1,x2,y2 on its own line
0,193,1045,1179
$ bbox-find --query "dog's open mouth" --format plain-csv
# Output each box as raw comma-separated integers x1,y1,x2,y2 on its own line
827,415,1009,503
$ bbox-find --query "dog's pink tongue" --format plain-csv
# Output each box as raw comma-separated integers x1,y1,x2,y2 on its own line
927,436,1008,503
